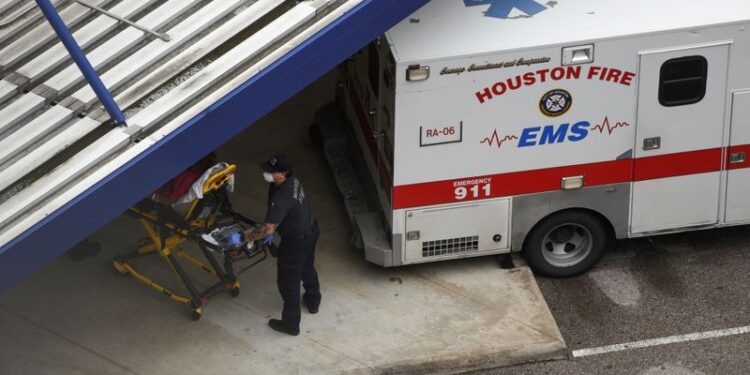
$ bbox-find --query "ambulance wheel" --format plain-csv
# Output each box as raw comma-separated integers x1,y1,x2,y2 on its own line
523,211,609,278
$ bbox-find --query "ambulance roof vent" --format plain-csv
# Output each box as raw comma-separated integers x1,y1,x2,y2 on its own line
422,236,479,258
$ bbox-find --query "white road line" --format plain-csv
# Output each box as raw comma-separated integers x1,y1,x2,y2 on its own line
571,325,750,358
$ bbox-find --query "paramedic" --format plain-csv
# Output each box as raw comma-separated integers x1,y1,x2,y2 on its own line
244,154,321,336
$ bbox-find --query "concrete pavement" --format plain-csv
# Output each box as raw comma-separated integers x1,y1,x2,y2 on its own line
471,225,750,375
0,72,565,375
0,218,564,375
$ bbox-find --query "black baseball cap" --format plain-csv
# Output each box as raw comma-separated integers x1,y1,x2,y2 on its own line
260,154,291,173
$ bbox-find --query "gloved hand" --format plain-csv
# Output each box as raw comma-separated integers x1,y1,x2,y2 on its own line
227,231,243,245
262,235,274,247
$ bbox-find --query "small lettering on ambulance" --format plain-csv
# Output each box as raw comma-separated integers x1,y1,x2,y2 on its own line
453,178,493,201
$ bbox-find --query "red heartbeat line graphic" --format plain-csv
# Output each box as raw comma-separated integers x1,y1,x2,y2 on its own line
591,116,630,135
481,130,518,148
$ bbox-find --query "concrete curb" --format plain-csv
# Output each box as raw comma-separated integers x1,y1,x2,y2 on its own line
351,341,567,375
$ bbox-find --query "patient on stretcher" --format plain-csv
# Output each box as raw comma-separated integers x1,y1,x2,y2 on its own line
149,153,255,253
151,153,235,217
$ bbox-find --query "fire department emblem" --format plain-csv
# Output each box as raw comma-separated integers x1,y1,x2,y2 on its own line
539,89,572,117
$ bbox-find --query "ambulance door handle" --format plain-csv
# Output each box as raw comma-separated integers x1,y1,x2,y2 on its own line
730,152,746,164
643,137,661,151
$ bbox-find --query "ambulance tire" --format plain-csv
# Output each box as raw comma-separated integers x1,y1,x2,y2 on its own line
523,210,609,278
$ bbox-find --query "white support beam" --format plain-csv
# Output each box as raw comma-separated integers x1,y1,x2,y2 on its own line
43,0,202,97
0,93,46,137
153,0,356,141
15,0,154,81
0,116,100,193
0,1,36,27
0,0,23,17
112,0,285,111
0,105,74,168
0,127,127,230
72,0,248,106
0,0,73,44
129,3,317,130
0,79,16,104
0,0,107,71
129,2,317,128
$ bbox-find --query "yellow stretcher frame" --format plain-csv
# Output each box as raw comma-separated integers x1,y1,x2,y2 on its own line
113,164,267,320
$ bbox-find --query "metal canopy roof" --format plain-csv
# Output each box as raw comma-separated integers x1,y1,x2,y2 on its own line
0,0,429,292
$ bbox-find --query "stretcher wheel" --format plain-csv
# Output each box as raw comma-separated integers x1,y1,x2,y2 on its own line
230,287,240,298
191,307,203,321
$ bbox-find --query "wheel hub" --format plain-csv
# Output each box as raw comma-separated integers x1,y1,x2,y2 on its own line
541,223,593,268
551,226,575,243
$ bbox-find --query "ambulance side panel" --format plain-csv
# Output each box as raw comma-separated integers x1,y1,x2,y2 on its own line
390,22,750,264
391,41,637,264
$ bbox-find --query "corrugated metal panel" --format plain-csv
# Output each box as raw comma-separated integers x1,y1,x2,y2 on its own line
0,0,429,293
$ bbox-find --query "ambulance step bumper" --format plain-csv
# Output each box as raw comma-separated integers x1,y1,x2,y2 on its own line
355,212,393,267
315,103,373,223
315,103,394,266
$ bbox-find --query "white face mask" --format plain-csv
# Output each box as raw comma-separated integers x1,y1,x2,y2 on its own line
263,172,274,183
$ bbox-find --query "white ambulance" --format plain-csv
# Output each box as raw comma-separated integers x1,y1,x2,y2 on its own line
338,0,750,276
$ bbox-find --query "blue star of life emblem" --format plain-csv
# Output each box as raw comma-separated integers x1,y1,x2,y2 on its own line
464,0,549,19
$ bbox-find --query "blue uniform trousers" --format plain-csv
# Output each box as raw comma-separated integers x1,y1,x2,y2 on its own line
277,222,321,331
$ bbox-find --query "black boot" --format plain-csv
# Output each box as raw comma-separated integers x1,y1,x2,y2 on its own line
303,298,319,314
303,293,320,314
268,319,300,336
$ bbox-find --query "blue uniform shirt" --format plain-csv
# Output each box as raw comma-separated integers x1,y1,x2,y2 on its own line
265,175,315,238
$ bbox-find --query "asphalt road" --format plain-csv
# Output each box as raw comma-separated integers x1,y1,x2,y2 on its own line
468,225,750,375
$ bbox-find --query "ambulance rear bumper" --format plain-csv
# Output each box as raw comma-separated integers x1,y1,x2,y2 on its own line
355,212,396,267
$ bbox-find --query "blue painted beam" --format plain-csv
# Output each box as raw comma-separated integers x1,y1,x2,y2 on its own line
35,0,126,125
0,0,429,293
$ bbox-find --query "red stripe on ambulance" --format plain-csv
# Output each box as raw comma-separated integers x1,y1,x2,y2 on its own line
393,159,631,209
393,147,744,209
633,148,722,181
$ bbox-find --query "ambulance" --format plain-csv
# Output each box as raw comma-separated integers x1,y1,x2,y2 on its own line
337,0,750,276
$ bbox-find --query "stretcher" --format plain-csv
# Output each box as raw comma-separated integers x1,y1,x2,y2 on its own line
113,164,270,320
